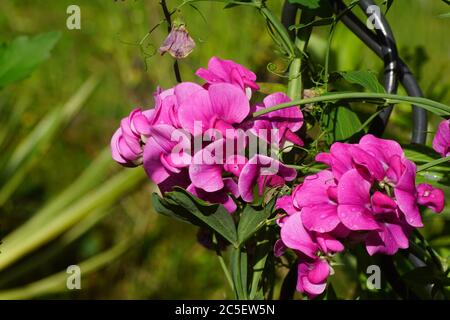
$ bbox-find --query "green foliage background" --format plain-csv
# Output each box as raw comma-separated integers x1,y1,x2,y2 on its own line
0,0,448,299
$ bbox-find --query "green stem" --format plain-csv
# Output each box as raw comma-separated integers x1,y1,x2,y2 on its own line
213,234,235,294
252,92,450,118
417,156,450,172
217,252,235,294
259,5,296,58
287,11,315,100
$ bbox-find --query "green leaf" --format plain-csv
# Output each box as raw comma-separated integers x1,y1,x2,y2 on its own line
237,202,274,246
323,105,362,141
249,240,271,300
340,70,386,93
153,188,238,247
0,31,61,88
288,0,332,17
288,0,321,9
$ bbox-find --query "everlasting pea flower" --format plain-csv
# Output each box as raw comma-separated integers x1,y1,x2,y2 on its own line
159,23,196,59
416,183,445,213
238,155,297,202
432,119,450,157
337,169,410,255
143,124,191,185
293,170,340,233
278,206,342,298
297,258,331,298
196,56,259,98
189,137,247,193
251,92,304,147
187,178,239,213
150,87,181,128
176,82,250,136
111,108,153,167
317,134,428,228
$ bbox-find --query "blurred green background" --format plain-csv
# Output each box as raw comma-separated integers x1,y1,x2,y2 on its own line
0,0,448,299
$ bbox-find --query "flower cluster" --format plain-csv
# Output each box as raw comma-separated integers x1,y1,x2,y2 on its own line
111,57,303,212
276,134,445,298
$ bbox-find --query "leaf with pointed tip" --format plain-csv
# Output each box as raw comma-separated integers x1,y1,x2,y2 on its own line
340,70,386,94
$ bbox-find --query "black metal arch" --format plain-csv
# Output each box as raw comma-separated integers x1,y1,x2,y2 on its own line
282,0,428,145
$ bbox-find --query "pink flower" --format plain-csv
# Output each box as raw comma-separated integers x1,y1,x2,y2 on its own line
278,206,342,298
238,155,297,202
433,119,450,157
317,134,430,228
294,170,340,233
150,87,181,128
143,124,191,185
416,183,445,213
196,56,259,98
187,178,239,213
250,92,304,147
176,82,250,136
338,169,410,255
297,258,331,298
111,108,153,167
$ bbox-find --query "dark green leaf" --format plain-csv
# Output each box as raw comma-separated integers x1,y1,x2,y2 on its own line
0,31,61,88
288,0,321,9
340,70,386,93
159,188,238,246
151,193,199,224
237,201,275,246
323,105,362,142
288,0,332,17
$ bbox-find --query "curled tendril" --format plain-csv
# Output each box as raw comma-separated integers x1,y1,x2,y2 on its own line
266,61,291,78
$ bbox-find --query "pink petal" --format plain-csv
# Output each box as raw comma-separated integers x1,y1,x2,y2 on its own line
350,145,385,180
316,233,345,253
394,159,422,227
299,275,327,297
189,163,224,193
208,83,250,124
307,259,330,284
294,170,336,208
416,183,445,213
366,222,409,256
281,212,318,258
358,134,405,165
238,155,296,202
176,83,214,134
338,169,379,230
371,191,397,214
111,128,128,165
301,205,340,233
432,119,450,157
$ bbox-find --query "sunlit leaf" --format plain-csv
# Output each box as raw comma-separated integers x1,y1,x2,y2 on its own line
340,70,386,93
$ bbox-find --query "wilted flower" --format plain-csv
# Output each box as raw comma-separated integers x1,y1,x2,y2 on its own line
159,23,196,59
